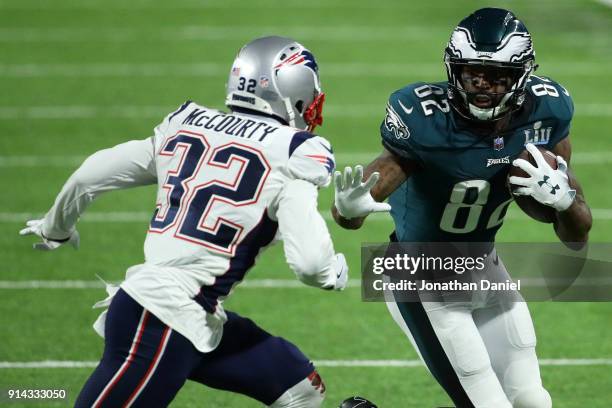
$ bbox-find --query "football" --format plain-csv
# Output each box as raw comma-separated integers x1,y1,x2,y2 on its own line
508,146,558,223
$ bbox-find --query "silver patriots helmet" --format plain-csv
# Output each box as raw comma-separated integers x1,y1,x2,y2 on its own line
444,8,537,121
225,36,325,131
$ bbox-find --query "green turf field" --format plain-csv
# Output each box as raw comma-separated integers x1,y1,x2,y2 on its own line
1,0,611,406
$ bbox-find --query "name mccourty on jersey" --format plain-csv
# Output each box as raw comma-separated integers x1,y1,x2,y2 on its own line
182,108,279,141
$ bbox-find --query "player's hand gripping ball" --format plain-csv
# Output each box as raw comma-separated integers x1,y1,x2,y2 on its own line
508,143,576,223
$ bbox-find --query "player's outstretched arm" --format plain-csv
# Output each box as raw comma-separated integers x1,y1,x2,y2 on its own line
551,138,592,243
276,179,348,290
332,148,415,230
19,138,157,250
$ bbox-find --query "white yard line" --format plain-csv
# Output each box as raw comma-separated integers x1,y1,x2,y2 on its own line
0,2,437,11
0,212,155,223
1,358,611,369
0,27,443,42
0,62,608,77
1,277,610,290
0,63,229,77
0,104,610,119
0,62,443,78
0,279,361,290
0,361,98,369
0,280,106,289
0,105,168,119
1,151,611,168
3,209,612,224
1,62,417,77
0,156,85,167
0,24,604,47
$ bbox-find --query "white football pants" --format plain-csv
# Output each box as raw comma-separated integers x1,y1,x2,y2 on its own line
385,250,551,408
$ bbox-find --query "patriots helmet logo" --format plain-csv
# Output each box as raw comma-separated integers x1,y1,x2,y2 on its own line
274,47,319,74
298,49,319,72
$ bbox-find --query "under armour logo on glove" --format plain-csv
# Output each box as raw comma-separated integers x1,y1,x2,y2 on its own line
509,143,576,212
537,175,561,194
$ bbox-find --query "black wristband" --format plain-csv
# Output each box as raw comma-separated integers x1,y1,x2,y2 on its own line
41,232,71,243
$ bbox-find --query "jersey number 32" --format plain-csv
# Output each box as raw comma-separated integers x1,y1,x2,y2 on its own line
149,130,270,255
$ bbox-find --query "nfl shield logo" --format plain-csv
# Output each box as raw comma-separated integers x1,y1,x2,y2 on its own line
231,66,240,76
493,136,504,151
259,76,269,88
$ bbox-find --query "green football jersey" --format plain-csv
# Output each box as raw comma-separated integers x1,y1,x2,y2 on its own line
380,75,573,242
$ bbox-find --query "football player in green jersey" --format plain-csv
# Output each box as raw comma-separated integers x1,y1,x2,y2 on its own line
333,8,592,408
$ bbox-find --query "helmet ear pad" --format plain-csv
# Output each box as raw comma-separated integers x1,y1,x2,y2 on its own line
275,64,321,128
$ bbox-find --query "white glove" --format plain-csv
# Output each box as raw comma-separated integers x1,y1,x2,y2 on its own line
19,219,80,250
509,143,576,212
331,253,349,291
334,165,391,219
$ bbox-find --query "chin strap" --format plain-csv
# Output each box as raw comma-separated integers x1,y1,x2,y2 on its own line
467,90,516,120
283,98,297,128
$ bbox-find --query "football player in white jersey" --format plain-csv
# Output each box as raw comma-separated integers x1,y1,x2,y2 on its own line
20,36,347,408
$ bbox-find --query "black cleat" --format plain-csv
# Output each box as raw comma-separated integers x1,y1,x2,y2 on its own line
339,396,378,408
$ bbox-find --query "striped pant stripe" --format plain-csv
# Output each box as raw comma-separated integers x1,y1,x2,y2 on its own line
92,310,150,408
124,327,172,407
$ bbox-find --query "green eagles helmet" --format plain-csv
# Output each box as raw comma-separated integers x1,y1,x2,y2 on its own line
444,8,537,121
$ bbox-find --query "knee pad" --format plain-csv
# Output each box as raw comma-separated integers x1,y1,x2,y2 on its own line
512,386,551,408
505,302,537,349
445,326,491,377
269,371,326,408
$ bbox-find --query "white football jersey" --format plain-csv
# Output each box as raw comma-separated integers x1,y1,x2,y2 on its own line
40,101,337,352
145,101,333,265
122,102,336,351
